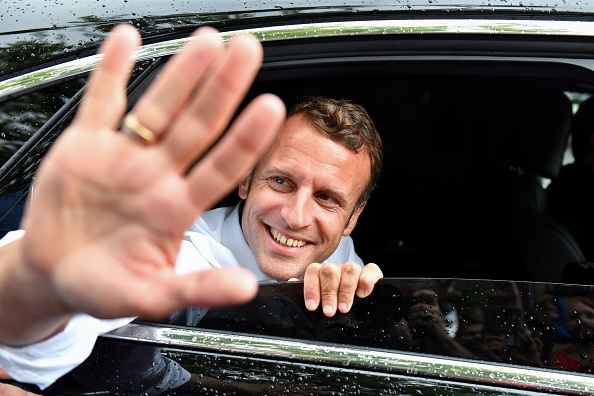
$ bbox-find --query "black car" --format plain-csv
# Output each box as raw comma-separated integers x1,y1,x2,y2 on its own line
2,0,594,394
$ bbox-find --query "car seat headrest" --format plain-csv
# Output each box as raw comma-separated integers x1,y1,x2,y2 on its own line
484,89,572,179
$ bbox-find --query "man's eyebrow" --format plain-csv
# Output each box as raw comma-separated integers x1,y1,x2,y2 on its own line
266,165,350,205
262,165,292,181
325,186,349,205
266,165,288,175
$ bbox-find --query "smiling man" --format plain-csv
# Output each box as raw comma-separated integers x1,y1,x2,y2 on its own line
177,96,385,318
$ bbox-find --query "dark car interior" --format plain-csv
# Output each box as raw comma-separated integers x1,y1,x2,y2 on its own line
191,42,585,285
237,36,594,284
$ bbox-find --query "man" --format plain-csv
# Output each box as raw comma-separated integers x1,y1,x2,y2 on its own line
0,26,383,391
174,95,384,323
73,96,386,394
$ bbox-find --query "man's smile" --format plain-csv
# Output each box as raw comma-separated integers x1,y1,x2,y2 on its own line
269,227,307,247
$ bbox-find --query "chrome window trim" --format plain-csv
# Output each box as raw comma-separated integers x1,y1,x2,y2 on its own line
2,19,594,100
105,322,594,394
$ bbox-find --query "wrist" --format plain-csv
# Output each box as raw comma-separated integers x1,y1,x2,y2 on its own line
0,238,72,346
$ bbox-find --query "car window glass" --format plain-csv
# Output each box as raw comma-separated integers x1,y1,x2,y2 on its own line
143,279,594,376
0,79,85,237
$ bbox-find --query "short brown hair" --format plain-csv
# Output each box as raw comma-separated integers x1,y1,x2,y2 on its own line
289,96,383,208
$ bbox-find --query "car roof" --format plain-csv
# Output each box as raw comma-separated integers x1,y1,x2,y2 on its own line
3,0,594,77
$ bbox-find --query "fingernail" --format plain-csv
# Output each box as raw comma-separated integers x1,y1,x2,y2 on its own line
338,303,347,312
357,289,365,297
323,305,334,315
305,299,317,311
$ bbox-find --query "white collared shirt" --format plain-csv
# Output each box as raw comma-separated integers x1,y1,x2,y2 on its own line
178,204,363,279
0,202,362,389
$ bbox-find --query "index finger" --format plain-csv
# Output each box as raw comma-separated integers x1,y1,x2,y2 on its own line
186,93,285,210
165,33,267,171
355,263,383,298
130,27,224,144
75,24,140,130
303,263,323,312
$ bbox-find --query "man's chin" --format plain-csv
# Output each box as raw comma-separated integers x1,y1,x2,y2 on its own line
258,261,306,282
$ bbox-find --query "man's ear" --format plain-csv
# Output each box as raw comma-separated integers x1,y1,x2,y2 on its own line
343,201,367,236
238,175,251,199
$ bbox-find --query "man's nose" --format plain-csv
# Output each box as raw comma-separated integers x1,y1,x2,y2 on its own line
281,192,313,229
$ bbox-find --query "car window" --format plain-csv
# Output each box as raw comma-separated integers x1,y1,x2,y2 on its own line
148,279,593,375
49,278,594,394
0,79,85,237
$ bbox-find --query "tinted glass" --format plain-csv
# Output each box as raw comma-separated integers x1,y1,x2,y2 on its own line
190,279,594,374
47,279,594,394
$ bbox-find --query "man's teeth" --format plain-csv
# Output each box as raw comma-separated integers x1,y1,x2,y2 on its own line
270,228,306,247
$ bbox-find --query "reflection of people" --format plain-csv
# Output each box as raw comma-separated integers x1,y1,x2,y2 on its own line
476,332,543,367
547,96,594,260
473,282,543,366
528,286,584,368
398,281,545,367
0,24,286,391
550,295,594,373
406,289,477,359
455,320,484,353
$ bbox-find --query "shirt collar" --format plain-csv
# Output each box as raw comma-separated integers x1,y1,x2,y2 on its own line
222,203,274,282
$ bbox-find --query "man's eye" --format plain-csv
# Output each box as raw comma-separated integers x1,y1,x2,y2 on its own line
318,193,331,202
274,177,286,185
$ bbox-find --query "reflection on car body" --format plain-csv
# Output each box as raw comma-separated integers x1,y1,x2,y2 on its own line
3,0,594,394
44,279,594,394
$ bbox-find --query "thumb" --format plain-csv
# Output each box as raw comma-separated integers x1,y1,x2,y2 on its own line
167,267,259,310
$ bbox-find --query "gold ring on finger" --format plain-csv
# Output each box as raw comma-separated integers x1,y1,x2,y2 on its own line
121,114,159,145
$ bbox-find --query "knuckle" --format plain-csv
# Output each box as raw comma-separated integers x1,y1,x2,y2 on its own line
305,262,322,275
341,261,360,276
319,262,339,278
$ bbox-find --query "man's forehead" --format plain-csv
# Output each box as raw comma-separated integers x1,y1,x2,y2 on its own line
274,112,311,139
268,130,366,171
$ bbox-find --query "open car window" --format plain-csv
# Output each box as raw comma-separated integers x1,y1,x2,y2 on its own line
4,10,594,395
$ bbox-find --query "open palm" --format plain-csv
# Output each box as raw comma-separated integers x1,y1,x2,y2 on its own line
6,25,285,345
